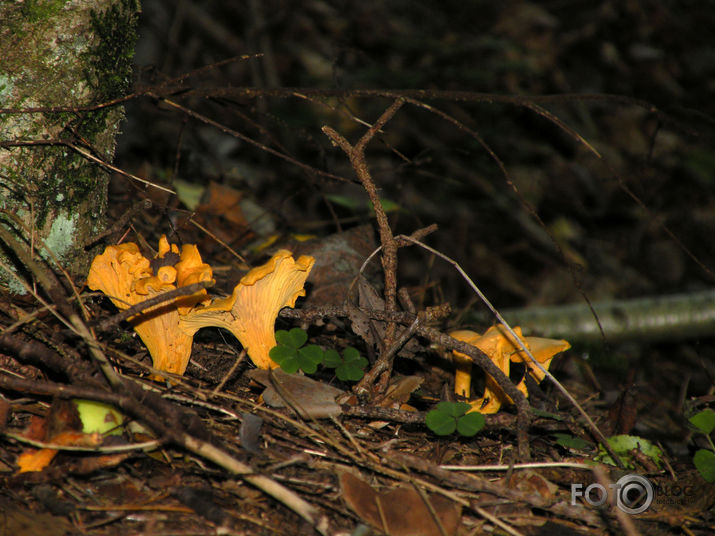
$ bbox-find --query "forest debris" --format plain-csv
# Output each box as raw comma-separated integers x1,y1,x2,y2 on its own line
12,398,123,473
293,224,377,306
248,368,345,418
239,413,263,454
190,181,256,253
507,469,559,500
349,275,419,359
339,471,461,536
376,375,423,409
16,431,104,473
0,496,74,536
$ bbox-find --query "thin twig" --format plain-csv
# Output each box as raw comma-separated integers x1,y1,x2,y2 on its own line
92,281,214,332
385,451,601,526
0,140,175,194
474,505,524,536
85,199,153,248
210,348,247,397
152,95,352,184
4,432,159,453
321,98,405,395
189,218,247,263
592,465,642,536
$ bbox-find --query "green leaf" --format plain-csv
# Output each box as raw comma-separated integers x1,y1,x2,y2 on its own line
269,344,297,365
689,409,715,435
322,347,367,381
436,401,470,418
367,198,401,214
426,402,484,437
323,349,342,368
273,355,301,374
173,179,205,211
457,412,485,436
531,408,565,421
269,345,302,373
73,399,124,436
297,345,325,374
595,435,663,469
274,329,291,347
342,346,362,362
379,198,401,212
335,359,368,382
693,449,715,483
275,328,308,349
553,433,594,451
425,409,457,435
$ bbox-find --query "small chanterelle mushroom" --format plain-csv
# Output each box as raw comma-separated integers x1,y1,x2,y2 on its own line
179,250,315,369
450,326,570,414
88,237,314,377
87,236,213,376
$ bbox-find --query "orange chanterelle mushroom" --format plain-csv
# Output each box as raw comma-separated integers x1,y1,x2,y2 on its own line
179,250,315,369
87,236,213,376
88,238,314,377
450,326,570,414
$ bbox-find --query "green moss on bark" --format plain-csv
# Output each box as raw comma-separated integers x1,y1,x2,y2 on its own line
0,1,141,290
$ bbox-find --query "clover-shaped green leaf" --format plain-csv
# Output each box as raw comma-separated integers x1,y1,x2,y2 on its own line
275,327,308,349
689,409,715,435
457,411,486,436
323,346,368,381
270,328,324,374
297,344,325,374
425,401,485,437
693,449,715,483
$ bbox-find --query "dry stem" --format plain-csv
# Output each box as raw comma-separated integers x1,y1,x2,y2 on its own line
322,98,405,396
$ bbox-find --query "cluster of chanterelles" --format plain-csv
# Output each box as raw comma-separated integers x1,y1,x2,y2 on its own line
88,236,569,415
88,236,314,376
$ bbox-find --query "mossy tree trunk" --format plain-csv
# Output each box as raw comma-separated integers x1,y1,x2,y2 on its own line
0,0,140,293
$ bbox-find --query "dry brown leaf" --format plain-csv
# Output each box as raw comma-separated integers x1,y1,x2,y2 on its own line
248,368,345,418
507,469,559,500
293,224,377,306
192,181,255,252
376,375,424,408
339,471,461,536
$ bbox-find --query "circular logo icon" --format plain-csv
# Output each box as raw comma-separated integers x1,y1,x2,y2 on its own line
615,474,653,514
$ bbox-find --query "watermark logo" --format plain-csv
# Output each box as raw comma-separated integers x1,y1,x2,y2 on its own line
571,474,654,514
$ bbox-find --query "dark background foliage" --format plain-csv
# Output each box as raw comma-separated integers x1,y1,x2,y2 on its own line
121,0,715,313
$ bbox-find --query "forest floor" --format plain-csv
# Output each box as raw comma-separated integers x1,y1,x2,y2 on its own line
1,1,714,535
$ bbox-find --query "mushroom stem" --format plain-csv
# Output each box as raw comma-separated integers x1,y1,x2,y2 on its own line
454,356,472,399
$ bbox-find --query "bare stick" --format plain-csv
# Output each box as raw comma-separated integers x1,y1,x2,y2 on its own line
85,199,153,248
321,98,404,395
92,281,214,332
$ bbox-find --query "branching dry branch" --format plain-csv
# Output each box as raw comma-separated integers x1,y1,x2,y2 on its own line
322,98,405,396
